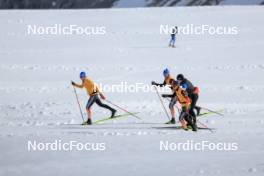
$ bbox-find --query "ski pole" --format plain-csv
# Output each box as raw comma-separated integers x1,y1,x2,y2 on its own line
187,112,214,133
199,106,224,116
105,99,141,120
175,105,181,119
72,85,85,122
196,120,214,133
154,86,170,120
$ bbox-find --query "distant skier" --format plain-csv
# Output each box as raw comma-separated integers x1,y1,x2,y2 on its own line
71,72,116,125
151,68,176,124
169,26,178,48
176,74,200,128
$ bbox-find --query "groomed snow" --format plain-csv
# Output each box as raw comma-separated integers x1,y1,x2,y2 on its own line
0,6,264,176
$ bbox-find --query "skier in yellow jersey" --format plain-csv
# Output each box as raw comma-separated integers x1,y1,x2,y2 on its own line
72,72,116,125
163,80,197,131
151,68,176,124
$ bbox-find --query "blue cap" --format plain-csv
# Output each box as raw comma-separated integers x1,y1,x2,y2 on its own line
163,68,170,77
80,71,86,78
180,83,187,90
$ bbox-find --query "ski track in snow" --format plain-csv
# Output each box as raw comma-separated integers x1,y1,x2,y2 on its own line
1,63,264,71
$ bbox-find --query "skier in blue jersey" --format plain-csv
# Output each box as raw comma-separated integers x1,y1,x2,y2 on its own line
169,26,178,48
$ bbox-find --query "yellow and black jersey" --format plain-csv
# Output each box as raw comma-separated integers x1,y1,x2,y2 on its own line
75,78,100,96
175,86,191,108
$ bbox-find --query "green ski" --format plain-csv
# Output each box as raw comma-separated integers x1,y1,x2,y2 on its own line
94,112,140,124
163,109,224,124
198,109,225,118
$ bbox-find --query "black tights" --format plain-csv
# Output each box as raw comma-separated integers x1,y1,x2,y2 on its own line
86,94,115,112
189,94,199,124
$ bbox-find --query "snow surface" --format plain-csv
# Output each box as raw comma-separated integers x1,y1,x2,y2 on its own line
0,6,264,176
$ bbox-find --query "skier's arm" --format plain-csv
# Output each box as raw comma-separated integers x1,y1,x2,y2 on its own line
72,81,84,88
162,93,174,98
98,89,106,100
151,80,166,87
95,84,106,100
95,85,101,94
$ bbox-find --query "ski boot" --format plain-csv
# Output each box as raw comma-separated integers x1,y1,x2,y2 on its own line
192,123,198,132
166,118,176,124
181,125,189,131
110,109,117,118
187,125,192,130
186,124,197,132
82,118,92,125
195,106,201,116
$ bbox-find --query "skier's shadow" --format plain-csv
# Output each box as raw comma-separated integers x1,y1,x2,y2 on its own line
152,126,216,131
59,124,215,131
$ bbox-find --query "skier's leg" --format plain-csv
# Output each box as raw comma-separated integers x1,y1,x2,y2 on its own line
172,37,176,47
194,106,201,116
169,38,172,46
169,97,176,123
184,114,196,131
183,107,197,131
186,102,198,131
94,95,116,117
85,96,96,124
179,111,187,129
190,94,198,124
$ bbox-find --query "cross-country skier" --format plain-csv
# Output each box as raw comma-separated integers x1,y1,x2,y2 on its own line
172,80,196,131
169,26,178,48
162,80,197,131
176,74,200,129
151,68,176,124
71,71,116,125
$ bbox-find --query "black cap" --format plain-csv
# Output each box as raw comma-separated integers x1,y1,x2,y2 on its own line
177,74,184,81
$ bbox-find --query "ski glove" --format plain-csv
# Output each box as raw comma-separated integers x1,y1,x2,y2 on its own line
152,81,165,87
71,81,76,86
182,90,188,97
151,81,157,86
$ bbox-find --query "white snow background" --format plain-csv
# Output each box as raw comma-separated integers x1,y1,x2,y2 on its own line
0,6,264,176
